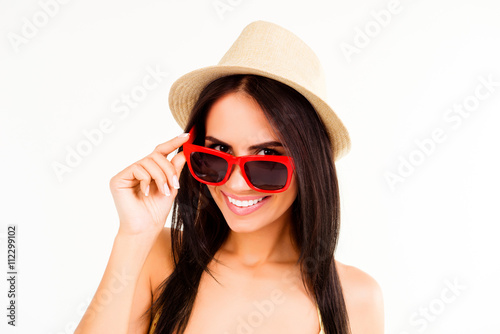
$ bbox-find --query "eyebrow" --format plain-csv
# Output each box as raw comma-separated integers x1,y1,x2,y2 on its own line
205,136,283,150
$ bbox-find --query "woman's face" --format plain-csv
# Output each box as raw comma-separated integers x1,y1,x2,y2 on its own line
203,92,298,232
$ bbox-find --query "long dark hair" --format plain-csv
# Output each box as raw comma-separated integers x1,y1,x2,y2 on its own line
146,74,351,334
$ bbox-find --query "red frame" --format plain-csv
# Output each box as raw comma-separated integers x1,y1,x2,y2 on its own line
182,127,295,193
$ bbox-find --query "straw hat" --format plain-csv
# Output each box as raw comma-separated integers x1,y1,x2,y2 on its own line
168,20,351,161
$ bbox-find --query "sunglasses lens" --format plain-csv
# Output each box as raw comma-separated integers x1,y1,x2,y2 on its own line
190,152,228,183
244,161,288,190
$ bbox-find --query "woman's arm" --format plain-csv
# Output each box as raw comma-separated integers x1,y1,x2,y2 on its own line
127,227,177,333
75,133,189,333
75,231,157,334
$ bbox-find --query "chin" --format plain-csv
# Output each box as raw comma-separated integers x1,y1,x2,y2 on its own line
224,219,261,233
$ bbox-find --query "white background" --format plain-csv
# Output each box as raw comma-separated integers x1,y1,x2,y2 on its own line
1,0,499,333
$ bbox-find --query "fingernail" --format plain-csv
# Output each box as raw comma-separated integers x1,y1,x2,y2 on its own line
178,132,189,138
164,183,171,196
145,185,150,197
172,175,180,189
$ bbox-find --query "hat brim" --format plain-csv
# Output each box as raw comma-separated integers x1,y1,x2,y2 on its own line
168,65,351,160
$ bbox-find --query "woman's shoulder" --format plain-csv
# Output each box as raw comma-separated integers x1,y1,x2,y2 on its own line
334,260,383,298
147,227,180,297
334,260,384,333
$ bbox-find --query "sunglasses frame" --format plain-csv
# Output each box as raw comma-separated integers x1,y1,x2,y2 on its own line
182,127,295,193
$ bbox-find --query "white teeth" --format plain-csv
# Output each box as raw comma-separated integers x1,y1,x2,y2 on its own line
227,196,265,207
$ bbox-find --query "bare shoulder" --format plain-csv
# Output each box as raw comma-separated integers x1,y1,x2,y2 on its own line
334,260,383,302
127,227,179,332
147,227,179,299
334,260,384,334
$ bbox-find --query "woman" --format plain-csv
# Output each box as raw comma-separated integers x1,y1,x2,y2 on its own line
76,21,384,334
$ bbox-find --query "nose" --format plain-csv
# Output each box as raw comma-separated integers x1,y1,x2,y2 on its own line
224,164,251,191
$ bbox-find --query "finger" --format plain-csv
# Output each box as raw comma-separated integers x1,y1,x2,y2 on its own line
171,149,187,177
130,163,151,196
137,157,168,196
149,151,178,195
154,133,190,157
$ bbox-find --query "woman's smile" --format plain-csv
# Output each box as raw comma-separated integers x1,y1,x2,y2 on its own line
221,190,272,216
204,92,297,231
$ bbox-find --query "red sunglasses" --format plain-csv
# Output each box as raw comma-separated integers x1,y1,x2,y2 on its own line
182,127,295,193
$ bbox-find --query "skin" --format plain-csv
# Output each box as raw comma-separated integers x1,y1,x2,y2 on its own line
90,92,384,333
203,92,300,267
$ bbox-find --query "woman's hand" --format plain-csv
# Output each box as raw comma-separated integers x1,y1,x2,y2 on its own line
109,133,190,236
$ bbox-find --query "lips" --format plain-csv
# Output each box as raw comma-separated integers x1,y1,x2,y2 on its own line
221,191,270,216
221,190,266,201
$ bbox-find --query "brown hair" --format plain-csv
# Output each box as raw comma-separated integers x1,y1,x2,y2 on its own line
146,74,350,334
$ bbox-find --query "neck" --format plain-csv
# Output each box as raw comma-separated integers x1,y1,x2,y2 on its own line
220,209,299,268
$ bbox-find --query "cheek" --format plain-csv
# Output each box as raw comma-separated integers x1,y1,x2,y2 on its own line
207,186,223,206
273,176,298,208
285,174,298,199
286,188,298,207
207,185,217,199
